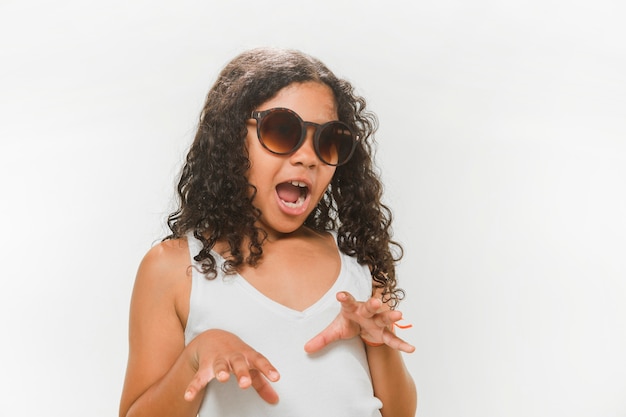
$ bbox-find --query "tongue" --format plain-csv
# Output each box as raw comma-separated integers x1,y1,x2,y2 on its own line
276,183,301,203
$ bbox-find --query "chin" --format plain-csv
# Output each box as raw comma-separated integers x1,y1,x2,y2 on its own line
261,217,309,237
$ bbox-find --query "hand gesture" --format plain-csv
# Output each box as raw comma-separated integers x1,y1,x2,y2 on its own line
304,291,415,354
184,329,280,404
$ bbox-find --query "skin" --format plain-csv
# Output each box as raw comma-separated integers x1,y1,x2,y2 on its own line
119,82,417,417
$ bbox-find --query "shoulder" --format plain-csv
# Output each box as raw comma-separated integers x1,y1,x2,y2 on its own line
133,238,192,324
138,238,191,279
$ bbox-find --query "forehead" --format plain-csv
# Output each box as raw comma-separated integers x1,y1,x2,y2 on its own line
257,82,338,122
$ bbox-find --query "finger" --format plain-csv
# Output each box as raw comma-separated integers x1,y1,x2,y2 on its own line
357,310,401,339
249,369,280,404
371,314,389,329
304,328,341,353
354,296,387,322
339,292,381,321
228,353,253,388
381,329,416,354
376,309,404,328
363,297,383,316
212,356,231,383
304,319,344,353
248,352,280,383
184,366,215,401
337,291,359,313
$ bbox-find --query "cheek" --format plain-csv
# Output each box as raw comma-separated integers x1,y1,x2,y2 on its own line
318,167,337,191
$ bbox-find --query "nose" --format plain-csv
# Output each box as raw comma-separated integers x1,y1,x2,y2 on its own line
289,126,318,168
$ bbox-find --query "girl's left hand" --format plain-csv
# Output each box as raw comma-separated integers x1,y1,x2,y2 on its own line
304,291,416,354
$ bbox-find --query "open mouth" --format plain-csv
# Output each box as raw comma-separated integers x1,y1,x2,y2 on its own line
276,180,309,208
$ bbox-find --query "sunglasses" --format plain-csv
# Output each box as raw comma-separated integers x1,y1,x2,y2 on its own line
250,107,358,166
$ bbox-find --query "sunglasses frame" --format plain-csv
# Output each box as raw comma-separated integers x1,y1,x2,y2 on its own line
250,107,359,166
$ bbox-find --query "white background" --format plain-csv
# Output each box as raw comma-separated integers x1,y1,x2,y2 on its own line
1,1,625,416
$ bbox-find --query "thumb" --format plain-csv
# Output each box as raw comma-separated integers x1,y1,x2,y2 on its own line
304,319,343,354
184,364,216,401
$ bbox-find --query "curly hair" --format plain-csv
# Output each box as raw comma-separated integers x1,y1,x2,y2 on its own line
166,47,404,307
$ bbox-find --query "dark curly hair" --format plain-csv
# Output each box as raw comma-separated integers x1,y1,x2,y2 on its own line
166,47,404,307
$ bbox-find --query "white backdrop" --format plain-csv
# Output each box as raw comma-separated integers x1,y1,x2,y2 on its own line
1,1,625,416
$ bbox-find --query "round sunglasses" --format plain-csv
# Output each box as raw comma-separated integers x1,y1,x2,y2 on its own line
250,107,359,166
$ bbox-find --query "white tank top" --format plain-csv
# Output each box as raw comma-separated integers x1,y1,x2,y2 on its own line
184,232,383,417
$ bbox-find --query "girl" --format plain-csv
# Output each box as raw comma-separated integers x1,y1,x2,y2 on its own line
119,47,417,417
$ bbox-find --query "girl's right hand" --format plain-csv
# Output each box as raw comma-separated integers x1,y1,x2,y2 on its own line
183,329,281,404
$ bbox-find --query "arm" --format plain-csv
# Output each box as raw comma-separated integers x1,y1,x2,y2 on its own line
304,290,417,417
363,299,417,417
119,240,280,417
118,240,201,417
365,343,416,417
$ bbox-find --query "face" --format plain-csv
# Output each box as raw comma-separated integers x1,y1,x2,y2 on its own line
246,81,338,238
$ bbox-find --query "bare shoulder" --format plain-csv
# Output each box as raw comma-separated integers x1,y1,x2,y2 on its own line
138,238,191,281
132,237,192,325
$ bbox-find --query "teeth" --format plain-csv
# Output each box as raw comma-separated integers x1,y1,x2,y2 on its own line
280,181,308,208
283,194,306,208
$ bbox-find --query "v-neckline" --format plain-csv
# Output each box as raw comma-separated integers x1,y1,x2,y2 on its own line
211,247,347,319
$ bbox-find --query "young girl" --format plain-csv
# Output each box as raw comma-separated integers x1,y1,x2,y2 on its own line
119,47,417,417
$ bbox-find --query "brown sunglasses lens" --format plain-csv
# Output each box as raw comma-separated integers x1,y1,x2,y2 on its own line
259,110,301,154
317,123,353,166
